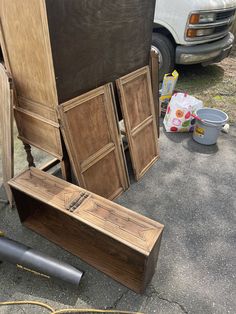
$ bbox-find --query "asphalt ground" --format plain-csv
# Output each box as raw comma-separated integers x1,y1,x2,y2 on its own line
0,125,235,314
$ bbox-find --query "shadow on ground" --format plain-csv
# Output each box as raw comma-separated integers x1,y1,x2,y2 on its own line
163,131,219,155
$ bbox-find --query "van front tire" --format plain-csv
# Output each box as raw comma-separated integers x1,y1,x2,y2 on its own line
152,33,174,81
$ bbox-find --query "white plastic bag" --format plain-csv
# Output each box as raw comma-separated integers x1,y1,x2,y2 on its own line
163,93,203,132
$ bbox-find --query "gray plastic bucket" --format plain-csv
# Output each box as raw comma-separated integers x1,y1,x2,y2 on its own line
193,108,228,145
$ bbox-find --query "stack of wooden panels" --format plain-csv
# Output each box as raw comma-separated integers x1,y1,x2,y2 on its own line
9,168,164,293
58,66,159,199
0,0,159,200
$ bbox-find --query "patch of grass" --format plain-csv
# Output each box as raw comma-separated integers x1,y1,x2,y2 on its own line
176,46,236,124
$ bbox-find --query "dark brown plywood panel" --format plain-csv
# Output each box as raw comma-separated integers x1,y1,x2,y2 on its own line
45,0,156,103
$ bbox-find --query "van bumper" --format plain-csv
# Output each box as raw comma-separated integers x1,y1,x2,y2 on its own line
175,33,234,65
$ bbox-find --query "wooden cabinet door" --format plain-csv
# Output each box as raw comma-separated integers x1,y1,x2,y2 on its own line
116,66,159,180
58,84,129,200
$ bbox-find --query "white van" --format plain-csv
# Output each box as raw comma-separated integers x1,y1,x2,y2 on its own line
152,0,236,77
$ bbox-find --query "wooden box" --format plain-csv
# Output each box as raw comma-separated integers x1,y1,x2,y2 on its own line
9,168,164,293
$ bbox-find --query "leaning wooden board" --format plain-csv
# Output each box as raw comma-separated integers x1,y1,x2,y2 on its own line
116,66,159,180
9,168,164,293
0,63,13,207
58,83,129,200
0,0,62,158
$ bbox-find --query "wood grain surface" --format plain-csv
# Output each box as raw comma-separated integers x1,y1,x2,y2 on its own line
0,0,58,108
116,67,159,180
0,63,14,206
58,84,129,199
0,0,64,159
0,0,155,168
45,0,156,103
150,49,160,137
14,107,63,159
9,168,164,293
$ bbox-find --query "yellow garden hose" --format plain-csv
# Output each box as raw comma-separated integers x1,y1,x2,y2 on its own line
0,300,54,312
53,309,143,314
0,300,144,314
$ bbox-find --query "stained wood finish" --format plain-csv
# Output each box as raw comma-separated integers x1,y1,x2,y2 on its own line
0,63,13,207
0,0,155,104
0,0,155,161
9,168,164,293
45,0,156,103
116,67,159,180
0,0,63,159
23,143,36,168
58,84,129,199
60,134,72,182
150,49,160,137
0,0,58,108
39,158,59,172
17,97,58,122
0,20,11,74
14,108,63,160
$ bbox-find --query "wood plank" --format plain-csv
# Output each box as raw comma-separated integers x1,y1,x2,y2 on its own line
150,49,160,137
9,168,164,293
116,66,159,180
0,20,11,73
60,134,72,182
14,108,63,160
0,63,14,207
39,158,59,172
45,0,156,103
58,84,129,199
39,157,70,182
17,97,58,122
0,0,58,108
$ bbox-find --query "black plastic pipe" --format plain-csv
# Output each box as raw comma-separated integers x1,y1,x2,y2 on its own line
0,236,83,287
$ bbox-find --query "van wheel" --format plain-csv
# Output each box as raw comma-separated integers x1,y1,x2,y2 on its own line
152,33,175,81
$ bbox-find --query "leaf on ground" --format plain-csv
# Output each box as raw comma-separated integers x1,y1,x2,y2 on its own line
213,95,223,101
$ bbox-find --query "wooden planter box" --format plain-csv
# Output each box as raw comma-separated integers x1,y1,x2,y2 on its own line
9,168,164,293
